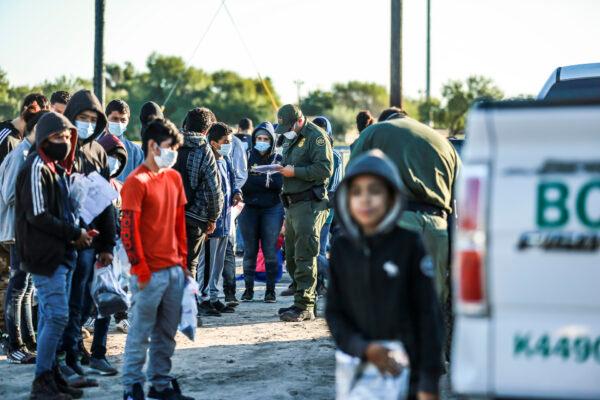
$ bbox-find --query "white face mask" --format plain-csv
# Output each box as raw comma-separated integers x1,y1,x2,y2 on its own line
108,156,120,176
283,131,297,140
218,143,232,157
75,120,96,140
108,121,127,138
154,144,177,169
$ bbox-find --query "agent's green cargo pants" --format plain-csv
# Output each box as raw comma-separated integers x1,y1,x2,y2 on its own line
284,200,328,310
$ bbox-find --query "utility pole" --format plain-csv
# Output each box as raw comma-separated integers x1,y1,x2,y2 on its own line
390,0,403,108
94,0,106,106
426,0,432,125
293,79,304,109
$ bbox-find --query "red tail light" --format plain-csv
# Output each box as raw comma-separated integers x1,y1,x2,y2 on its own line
454,165,488,316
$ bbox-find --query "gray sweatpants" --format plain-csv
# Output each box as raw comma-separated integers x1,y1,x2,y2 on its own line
122,266,184,392
197,237,228,302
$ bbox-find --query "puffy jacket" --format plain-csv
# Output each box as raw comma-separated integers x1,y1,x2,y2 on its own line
0,139,32,243
173,132,223,229
242,122,283,208
326,150,444,396
63,89,116,254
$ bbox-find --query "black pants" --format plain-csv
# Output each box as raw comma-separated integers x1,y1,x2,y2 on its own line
186,222,206,280
222,238,236,296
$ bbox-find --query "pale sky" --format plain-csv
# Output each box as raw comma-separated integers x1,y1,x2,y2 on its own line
1,0,599,105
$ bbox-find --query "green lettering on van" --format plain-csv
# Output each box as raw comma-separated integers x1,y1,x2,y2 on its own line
537,182,569,228
514,334,531,356
576,181,600,228
534,334,551,357
552,337,570,360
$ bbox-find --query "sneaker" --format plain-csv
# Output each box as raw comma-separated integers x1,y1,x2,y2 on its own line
148,378,194,400
116,319,130,334
66,355,86,376
89,357,118,376
7,346,36,364
241,290,253,302
280,286,295,297
53,365,84,399
224,293,239,307
264,290,277,303
198,301,221,317
83,318,95,334
124,382,146,400
59,361,99,388
277,305,294,315
24,337,37,354
211,300,235,313
279,306,315,322
30,370,71,400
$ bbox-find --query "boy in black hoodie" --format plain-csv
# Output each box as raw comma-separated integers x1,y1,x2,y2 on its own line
325,150,443,400
60,89,116,377
15,111,91,399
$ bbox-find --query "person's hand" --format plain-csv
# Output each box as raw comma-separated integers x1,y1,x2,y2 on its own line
280,223,286,236
277,165,295,178
232,193,243,207
206,221,216,235
73,229,93,249
365,343,401,376
137,278,150,291
97,251,113,267
417,392,439,400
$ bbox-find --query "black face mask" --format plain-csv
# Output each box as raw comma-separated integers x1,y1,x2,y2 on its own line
44,141,70,161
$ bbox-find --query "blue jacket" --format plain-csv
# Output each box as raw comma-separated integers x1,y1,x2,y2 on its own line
117,137,144,182
242,122,283,209
210,156,240,238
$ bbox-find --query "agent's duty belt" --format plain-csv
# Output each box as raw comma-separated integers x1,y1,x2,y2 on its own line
281,189,319,207
405,200,448,219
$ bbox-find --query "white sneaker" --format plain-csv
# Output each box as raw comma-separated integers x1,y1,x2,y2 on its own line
83,318,95,334
116,319,130,334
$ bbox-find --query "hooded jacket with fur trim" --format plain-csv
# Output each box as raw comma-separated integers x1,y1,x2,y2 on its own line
325,150,444,396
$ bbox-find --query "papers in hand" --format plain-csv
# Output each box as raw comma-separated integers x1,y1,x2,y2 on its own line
251,164,281,174
70,172,118,225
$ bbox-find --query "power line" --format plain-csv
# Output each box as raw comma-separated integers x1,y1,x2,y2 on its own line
162,0,227,108
222,2,279,112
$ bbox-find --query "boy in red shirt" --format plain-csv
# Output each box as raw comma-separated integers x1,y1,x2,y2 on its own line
120,118,194,400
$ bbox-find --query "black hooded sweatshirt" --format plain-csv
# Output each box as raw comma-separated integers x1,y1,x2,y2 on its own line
63,90,116,254
325,150,444,396
15,112,81,276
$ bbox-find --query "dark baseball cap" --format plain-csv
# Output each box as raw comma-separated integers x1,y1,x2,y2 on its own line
274,104,303,134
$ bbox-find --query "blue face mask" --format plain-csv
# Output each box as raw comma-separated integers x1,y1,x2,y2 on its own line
254,141,271,153
75,120,96,140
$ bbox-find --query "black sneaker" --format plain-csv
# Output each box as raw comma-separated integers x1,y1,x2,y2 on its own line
7,345,36,364
148,378,194,400
264,290,276,303
89,357,118,376
66,357,86,376
280,286,295,297
224,293,239,307
124,382,145,400
53,365,84,399
279,306,315,322
30,370,70,400
277,305,294,315
198,301,221,317
211,300,235,313
241,290,253,302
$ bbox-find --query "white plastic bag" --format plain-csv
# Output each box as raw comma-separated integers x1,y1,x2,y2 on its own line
178,277,199,341
111,239,131,291
91,263,129,318
336,341,410,400
70,172,118,224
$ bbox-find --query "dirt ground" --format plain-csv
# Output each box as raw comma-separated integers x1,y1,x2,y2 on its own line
0,273,336,400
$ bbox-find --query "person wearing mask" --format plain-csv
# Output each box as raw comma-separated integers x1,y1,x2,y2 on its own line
173,107,223,284
350,107,460,361
235,117,253,152
0,110,49,365
273,104,333,322
15,111,90,400
105,99,144,182
120,118,193,400
326,150,443,400
50,91,71,115
60,89,116,379
311,116,342,296
198,123,242,316
238,122,284,303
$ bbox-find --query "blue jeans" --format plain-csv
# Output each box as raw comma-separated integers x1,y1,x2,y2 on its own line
32,264,73,376
235,222,244,253
317,222,331,277
123,267,184,392
198,237,228,302
222,237,237,296
4,245,35,350
239,204,284,291
62,248,95,361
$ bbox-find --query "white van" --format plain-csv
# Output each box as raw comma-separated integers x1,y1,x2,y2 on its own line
450,99,600,399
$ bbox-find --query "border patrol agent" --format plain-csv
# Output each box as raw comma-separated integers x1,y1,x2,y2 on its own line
274,104,333,322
